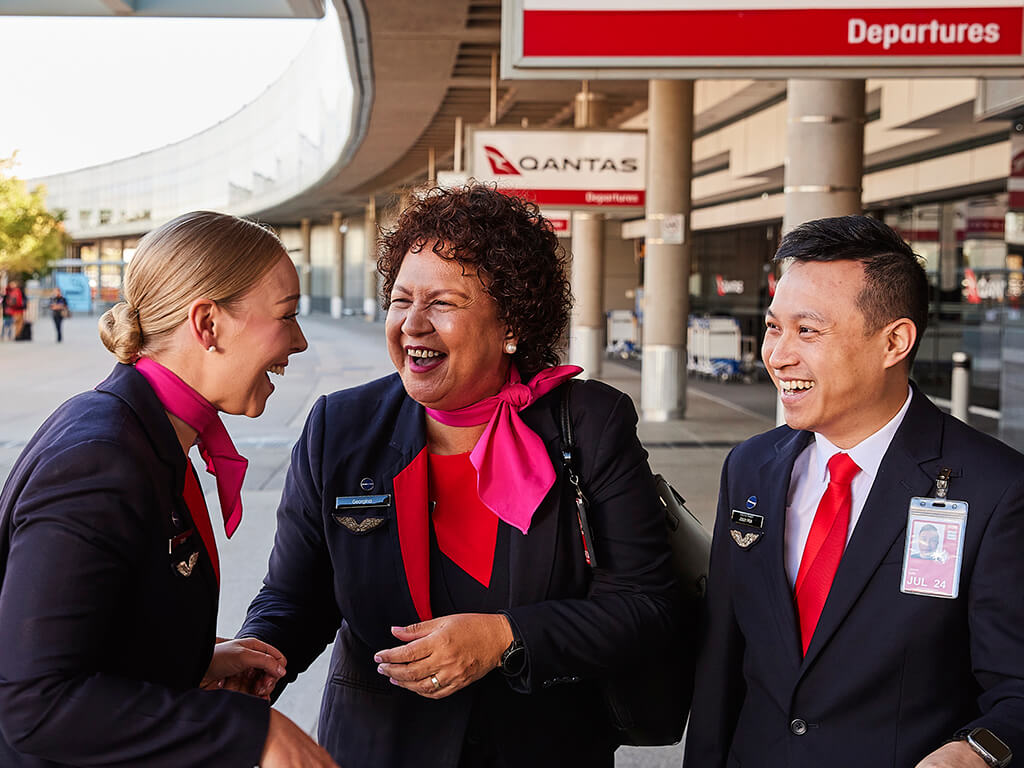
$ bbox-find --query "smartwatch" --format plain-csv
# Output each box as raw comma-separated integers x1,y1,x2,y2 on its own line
964,728,1012,768
500,638,526,676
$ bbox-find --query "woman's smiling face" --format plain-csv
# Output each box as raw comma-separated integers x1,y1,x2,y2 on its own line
385,244,512,411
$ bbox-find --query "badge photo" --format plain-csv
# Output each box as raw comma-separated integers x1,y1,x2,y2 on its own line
900,497,968,600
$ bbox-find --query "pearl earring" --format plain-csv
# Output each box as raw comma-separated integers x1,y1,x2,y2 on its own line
207,345,216,353
505,342,517,354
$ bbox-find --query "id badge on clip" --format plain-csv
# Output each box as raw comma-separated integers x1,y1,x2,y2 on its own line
900,469,967,599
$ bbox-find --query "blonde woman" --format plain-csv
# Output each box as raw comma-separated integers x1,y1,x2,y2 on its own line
0,211,336,768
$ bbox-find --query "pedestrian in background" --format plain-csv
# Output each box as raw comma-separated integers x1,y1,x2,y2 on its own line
49,288,68,342
0,288,10,341
0,211,336,768
685,215,1024,768
3,280,25,341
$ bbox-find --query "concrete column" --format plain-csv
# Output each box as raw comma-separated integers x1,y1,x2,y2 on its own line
569,82,608,378
298,217,312,316
363,199,378,321
778,79,865,423
642,79,694,422
574,80,607,128
782,79,865,234
330,211,345,319
569,212,605,377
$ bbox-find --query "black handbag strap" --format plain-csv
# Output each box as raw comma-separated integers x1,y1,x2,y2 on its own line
558,381,598,568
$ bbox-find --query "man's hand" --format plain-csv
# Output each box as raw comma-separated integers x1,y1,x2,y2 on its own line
200,638,286,699
260,709,338,768
374,613,514,699
915,741,989,768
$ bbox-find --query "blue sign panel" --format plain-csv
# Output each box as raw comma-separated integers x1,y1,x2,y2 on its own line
54,272,92,314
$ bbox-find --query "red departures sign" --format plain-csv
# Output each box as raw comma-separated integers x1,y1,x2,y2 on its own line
505,2,1024,78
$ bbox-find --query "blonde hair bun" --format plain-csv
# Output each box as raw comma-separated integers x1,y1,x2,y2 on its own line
99,302,143,364
96,211,287,364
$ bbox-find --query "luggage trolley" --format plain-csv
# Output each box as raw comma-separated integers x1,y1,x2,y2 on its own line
688,315,743,380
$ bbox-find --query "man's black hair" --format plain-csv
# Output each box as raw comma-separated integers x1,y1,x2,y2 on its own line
774,215,929,365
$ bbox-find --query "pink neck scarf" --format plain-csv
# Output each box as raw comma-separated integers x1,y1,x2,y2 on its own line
135,357,247,538
425,364,582,534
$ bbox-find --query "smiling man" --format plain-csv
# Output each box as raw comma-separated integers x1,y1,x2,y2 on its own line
683,215,1024,768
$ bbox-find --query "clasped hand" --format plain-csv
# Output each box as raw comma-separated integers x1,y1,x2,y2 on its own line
374,613,514,699
200,637,287,700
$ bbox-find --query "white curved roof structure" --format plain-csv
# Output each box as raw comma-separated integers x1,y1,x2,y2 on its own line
27,0,648,237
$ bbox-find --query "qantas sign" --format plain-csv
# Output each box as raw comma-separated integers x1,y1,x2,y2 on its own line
472,130,646,209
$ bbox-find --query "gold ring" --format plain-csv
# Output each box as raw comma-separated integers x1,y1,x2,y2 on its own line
430,674,441,690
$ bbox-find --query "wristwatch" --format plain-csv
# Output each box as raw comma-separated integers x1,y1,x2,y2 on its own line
963,728,1012,768
499,638,526,676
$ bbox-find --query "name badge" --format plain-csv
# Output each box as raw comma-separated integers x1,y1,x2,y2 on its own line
731,509,764,529
335,494,391,510
900,496,968,599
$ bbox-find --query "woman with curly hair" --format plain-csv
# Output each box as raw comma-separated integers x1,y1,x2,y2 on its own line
239,184,679,768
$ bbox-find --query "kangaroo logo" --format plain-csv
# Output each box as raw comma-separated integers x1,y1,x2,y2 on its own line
483,145,521,176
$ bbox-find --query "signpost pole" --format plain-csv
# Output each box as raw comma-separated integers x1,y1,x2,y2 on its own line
363,197,378,321
642,79,694,421
299,217,313,317
331,211,345,319
569,82,608,378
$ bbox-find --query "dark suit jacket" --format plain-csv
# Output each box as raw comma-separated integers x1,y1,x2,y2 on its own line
0,363,268,768
684,384,1024,768
239,373,677,768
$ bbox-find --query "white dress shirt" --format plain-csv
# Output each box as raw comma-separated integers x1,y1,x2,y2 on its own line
784,387,914,588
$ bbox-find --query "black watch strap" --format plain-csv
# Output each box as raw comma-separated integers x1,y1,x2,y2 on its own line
500,638,526,676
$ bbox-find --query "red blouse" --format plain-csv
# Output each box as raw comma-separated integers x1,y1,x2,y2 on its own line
182,464,220,587
427,451,498,588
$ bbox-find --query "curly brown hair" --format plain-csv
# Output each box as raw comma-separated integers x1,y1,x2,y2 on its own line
378,184,572,379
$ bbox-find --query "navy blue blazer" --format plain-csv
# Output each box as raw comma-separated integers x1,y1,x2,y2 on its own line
239,373,678,768
0,363,268,767
684,384,1024,768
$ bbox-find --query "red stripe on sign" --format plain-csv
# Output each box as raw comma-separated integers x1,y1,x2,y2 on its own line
499,188,645,207
522,8,1023,58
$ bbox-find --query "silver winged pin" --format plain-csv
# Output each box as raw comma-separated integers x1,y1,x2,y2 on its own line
730,530,761,549
336,515,385,534
176,552,199,577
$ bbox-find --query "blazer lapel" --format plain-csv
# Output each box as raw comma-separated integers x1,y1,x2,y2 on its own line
800,388,945,670
97,365,220,597
385,395,432,623
96,363,187,487
507,392,566,608
755,429,813,671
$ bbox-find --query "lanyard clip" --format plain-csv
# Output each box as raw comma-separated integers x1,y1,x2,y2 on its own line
935,467,952,499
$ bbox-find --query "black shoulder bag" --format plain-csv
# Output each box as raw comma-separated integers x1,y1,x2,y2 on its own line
558,381,709,746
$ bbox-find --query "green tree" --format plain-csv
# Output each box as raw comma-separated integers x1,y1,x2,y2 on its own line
0,155,67,279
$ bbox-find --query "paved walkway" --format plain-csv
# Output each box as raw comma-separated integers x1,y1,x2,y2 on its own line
0,313,780,767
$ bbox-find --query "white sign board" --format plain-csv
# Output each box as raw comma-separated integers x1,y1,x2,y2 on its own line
543,209,573,235
502,0,1024,79
470,129,646,209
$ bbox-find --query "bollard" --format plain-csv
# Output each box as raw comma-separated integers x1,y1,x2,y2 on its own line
950,351,970,423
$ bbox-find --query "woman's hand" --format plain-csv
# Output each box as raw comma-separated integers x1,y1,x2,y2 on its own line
260,709,338,768
374,613,514,699
200,638,286,700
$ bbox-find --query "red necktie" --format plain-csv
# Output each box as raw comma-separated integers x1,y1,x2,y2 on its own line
794,452,860,655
